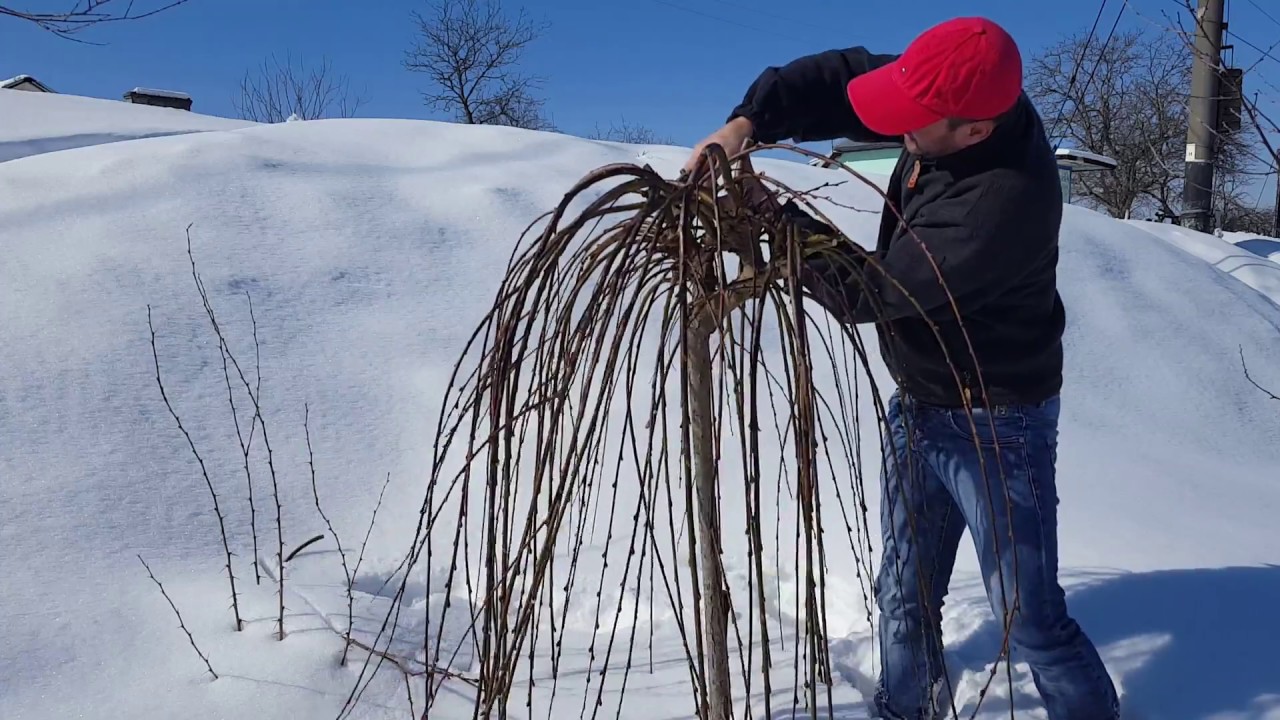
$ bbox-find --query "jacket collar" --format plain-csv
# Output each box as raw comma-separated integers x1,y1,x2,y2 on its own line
932,92,1032,172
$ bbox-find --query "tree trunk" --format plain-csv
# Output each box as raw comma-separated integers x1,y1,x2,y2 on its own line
686,321,733,720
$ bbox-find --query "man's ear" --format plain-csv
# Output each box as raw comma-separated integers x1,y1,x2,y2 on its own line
957,120,993,148
964,120,997,145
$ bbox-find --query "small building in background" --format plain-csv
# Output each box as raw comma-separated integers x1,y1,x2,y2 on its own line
820,139,905,177
1,75,56,92
1053,147,1117,202
123,87,192,111
812,138,1119,207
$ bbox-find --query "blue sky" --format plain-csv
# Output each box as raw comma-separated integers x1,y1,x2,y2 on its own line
3,0,1279,193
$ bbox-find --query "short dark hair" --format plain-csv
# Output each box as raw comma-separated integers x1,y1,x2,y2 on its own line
945,100,1019,130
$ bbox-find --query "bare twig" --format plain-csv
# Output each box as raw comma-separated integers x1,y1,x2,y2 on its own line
233,52,369,122
182,226,287,640
285,534,327,563
1119,0,1280,227
138,554,218,679
352,472,393,585
1,0,194,41
148,304,243,632
587,118,673,145
303,403,355,663
339,472,394,670
1241,346,1280,400
219,300,262,585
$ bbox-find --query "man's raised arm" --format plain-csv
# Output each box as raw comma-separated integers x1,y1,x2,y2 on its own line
681,46,900,175
728,46,902,144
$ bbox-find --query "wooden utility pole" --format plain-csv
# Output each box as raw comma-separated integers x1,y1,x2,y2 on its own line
1182,0,1227,233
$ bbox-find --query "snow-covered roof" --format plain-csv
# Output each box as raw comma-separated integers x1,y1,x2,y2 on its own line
832,139,904,153
1055,146,1118,170
2,74,55,92
125,87,190,100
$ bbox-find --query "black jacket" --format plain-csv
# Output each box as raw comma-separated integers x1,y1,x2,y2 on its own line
727,47,1067,408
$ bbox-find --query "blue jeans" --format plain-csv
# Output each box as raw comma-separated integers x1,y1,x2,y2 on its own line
872,391,1119,720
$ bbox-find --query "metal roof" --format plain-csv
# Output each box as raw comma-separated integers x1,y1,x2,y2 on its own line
832,139,904,153
1,74,55,92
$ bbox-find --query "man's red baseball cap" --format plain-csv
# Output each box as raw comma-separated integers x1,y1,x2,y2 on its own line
846,16,1023,136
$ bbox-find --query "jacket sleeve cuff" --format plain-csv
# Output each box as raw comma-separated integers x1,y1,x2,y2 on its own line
726,72,786,144
779,200,839,237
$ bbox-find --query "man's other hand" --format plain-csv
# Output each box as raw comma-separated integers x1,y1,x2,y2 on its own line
735,153,782,216
682,117,755,178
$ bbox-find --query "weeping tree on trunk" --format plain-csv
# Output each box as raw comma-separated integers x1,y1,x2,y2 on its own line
336,144,1023,720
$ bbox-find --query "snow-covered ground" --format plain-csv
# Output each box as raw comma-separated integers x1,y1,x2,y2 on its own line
1126,220,1280,305
2,92,1279,720
1225,229,1280,263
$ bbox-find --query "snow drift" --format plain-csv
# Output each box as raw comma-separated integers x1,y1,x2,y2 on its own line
0,88,255,163
1226,230,1280,263
1,92,1279,720
1127,220,1280,308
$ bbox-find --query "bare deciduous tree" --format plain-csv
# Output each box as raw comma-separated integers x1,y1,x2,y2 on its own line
1027,26,1266,221
234,53,368,123
1213,67,1279,234
1219,203,1276,235
403,0,554,131
1213,169,1277,234
1,0,192,40
587,117,674,144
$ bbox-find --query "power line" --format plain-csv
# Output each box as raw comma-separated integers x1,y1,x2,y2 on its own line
645,0,810,43
1244,0,1280,29
1145,0,1280,130
1074,3,1129,112
1048,1,1128,151
1227,29,1280,69
1139,0,1278,224
1182,0,1226,231
1045,0,1112,145
1236,37,1280,99
1157,0,1280,67
700,0,837,35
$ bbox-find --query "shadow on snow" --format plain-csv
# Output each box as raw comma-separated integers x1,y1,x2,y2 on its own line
947,564,1280,719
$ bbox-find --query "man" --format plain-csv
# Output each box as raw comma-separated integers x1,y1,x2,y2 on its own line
683,16,1120,720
